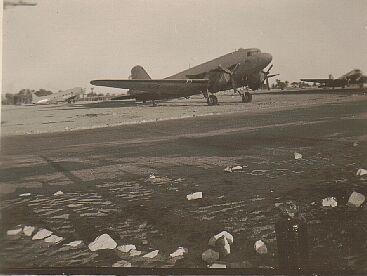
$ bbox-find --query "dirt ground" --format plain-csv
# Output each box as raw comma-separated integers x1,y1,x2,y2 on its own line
0,91,367,272
1,89,366,136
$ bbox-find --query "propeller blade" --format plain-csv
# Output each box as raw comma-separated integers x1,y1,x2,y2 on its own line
266,77,270,90
267,74,280,78
267,64,273,73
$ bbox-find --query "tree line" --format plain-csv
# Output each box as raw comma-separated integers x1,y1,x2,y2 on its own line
2,89,53,105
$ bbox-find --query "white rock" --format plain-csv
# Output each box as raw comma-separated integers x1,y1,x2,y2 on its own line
129,249,142,256
348,192,365,207
202,249,219,264
170,247,188,258
88,234,117,251
112,260,132,267
117,244,136,253
254,240,268,254
7,228,22,236
44,235,64,244
19,193,31,197
53,191,64,196
23,226,35,236
322,197,338,207
32,229,53,240
353,142,359,147
213,231,234,244
65,240,83,247
186,192,203,200
294,152,302,160
216,236,230,256
149,174,156,179
209,263,227,268
231,165,243,171
356,169,367,176
224,166,232,173
143,250,159,258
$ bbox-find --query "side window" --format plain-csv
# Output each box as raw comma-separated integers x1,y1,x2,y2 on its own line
247,52,251,57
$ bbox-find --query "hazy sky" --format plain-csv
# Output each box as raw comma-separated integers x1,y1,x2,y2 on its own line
2,0,367,93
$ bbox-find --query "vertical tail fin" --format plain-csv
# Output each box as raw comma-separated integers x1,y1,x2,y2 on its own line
130,65,151,80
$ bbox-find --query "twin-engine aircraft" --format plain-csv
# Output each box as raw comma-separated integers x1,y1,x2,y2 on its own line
90,48,275,106
32,87,84,105
301,69,367,89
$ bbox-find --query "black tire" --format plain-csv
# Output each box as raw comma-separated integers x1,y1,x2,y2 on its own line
207,95,218,106
241,92,252,103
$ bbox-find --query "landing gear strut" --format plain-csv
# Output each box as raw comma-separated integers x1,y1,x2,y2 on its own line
206,94,218,106
241,91,252,103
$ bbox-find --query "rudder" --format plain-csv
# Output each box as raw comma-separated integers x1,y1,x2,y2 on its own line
130,65,151,80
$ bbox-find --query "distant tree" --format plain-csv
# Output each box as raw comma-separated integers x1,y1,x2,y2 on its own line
34,89,53,97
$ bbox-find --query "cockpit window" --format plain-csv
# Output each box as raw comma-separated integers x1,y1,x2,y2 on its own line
247,50,260,57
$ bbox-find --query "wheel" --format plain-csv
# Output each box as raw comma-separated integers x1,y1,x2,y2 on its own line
241,92,252,103
207,95,218,106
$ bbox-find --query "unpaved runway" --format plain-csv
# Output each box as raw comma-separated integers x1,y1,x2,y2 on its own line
0,97,367,271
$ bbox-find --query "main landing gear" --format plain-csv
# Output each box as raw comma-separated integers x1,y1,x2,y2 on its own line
206,94,218,106
241,91,252,103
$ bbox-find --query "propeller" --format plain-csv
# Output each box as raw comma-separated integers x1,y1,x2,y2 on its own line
262,64,279,90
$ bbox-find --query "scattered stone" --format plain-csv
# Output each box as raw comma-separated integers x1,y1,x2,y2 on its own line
112,260,132,267
170,247,188,258
129,249,142,256
65,127,70,131
254,240,268,254
311,202,316,205
214,231,234,244
186,192,203,200
353,142,359,147
149,174,156,179
53,191,64,196
65,240,83,247
216,236,231,256
224,165,243,173
224,166,232,173
23,226,35,236
117,244,136,253
356,169,367,176
88,234,117,251
231,165,243,171
208,262,227,268
202,249,220,264
294,152,302,160
19,193,31,197
348,192,365,207
274,203,282,208
322,197,338,207
7,228,22,236
32,229,53,240
44,235,64,244
143,250,159,258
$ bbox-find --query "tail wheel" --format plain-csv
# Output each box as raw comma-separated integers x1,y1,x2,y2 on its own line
241,92,252,103
207,95,218,106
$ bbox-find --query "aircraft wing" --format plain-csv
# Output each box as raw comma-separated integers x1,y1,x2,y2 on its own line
300,78,334,83
90,79,208,92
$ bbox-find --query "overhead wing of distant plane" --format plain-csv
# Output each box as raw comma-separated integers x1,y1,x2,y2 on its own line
90,79,208,91
300,78,347,87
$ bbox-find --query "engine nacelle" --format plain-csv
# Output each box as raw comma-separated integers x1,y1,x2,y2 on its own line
247,71,265,90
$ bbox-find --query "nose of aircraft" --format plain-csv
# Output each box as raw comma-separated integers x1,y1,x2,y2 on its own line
261,53,272,67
